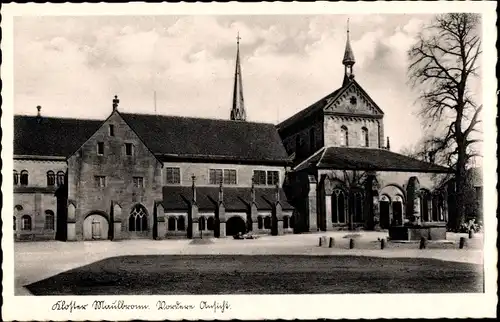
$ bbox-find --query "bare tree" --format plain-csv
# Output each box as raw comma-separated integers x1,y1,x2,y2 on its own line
408,13,482,230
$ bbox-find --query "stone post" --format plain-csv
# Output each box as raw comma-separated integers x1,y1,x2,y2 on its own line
325,194,332,230
155,202,166,240
187,175,197,239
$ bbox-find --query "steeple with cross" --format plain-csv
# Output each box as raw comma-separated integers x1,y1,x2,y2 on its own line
230,32,247,121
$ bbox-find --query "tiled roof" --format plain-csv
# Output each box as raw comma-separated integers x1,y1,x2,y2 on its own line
294,147,452,173
14,115,102,157
121,113,290,164
14,113,290,164
162,186,293,212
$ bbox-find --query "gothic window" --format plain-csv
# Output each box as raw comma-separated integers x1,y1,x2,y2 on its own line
331,189,346,223
199,216,206,231
340,126,349,146
44,210,55,230
21,215,32,231
166,167,181,184
207,217,215,231
168,217,176,231
20,170,29,186
257,216,263,229
283,216,289,229
56,171,65,186
177,216,186,231
361,127,369,147
47,171,55,186
13,170,19,185
129,204,148,231
264,216,271,229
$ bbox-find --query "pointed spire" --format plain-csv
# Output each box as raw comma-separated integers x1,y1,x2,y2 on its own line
230,32,246,121
342,19,356,85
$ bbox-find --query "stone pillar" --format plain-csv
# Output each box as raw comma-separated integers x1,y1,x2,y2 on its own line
220,221,226,238
277,219,284,235
187,175,197,239
155,203,166,240
217,205,226,238
112,203,122,240
66,202,76,241
406,176,421,225
308,175,318,232
192,219,200,237
325,194,332,230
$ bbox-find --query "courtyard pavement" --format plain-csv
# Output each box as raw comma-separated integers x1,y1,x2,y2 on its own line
14,231,483,296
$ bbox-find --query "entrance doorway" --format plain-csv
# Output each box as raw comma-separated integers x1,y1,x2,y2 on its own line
226,216,246,237
83,213,109,240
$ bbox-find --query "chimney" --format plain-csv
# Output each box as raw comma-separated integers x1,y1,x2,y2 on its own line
219,178,224,204
191,174,197,203
386,136,391,151
112,95,120,111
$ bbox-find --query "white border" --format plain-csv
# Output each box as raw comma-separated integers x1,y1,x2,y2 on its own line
2,2,497,320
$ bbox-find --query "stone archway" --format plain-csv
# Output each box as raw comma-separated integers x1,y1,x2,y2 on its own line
83,212,109,240
379,195,391,229
226,216,246,237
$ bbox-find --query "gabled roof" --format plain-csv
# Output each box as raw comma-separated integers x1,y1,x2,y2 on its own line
14,115,102,157
14,112,290,165
277,79,384,133
121,113,290,164
162,186,293,212
294,146,452,173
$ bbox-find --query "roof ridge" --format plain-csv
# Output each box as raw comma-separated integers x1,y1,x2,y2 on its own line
121,112,276,126
14,114,103,122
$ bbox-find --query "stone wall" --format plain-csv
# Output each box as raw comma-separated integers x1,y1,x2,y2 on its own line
14,159,67,188
323,116,382,148
67,111,163,241
14,192,58,241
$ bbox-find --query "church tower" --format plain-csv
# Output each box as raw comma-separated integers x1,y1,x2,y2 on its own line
230,32,247,121
342,19,356,86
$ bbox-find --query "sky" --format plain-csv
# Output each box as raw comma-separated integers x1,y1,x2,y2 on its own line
13,14,483,154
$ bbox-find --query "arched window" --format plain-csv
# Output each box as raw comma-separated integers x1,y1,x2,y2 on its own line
129,204,148,231
168,217,176,231
332,189,346,223
56,171,65,186
20,170,29,186
257,216,263,229
361,127,369,147
207,217,215,231
283,216,289,229
21,215,32,231
264,216,271,229
13,170,19,185
47,171,55,186
14,216,16,230
199,216,206,231
44,210,55,230
177,216,186,230
340,126,348,146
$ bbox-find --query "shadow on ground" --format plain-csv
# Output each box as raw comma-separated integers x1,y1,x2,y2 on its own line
25,255,483,295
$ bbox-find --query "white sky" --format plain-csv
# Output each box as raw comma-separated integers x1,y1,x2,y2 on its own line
13,14,482,153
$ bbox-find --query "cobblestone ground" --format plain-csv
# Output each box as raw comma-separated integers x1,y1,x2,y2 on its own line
14,231,484,295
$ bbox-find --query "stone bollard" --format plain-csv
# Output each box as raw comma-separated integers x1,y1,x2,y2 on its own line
380,238,386,250
419,237,427,249
349,238,355,249
459,237,466,249
319,237,322,247
329,237,335,248
469,230,474,239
